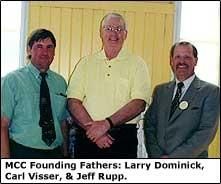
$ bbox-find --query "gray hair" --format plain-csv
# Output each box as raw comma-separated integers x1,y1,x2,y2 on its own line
100,12,127,31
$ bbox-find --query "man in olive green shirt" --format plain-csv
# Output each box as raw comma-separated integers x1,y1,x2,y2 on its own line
1,29,68,158
67,13,151,158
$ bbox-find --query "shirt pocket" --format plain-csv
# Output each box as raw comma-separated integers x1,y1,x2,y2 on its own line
51,94,67,121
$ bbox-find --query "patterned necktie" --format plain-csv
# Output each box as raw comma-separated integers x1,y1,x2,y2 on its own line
169,82,184,119
39,72,56,146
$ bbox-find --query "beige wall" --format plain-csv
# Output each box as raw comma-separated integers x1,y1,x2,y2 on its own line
28,1,174,91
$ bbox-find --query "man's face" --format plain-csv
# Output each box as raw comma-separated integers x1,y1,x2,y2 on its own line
100,16,127,51
27,38,55,72
170,45,197,81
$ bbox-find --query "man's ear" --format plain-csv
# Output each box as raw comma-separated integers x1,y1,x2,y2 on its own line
99,27,103,39
194,57,198,66
123,30,128,40
27,46,31,55
169,57,173,66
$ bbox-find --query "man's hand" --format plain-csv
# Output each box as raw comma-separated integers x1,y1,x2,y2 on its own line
160,155,169,158
86,119,110,142
1,116,10,158
95,134,115,149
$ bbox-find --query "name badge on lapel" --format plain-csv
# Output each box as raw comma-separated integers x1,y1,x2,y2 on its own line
179,101,189,110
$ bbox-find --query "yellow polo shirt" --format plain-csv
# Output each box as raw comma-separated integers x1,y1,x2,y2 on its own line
67,48,151,124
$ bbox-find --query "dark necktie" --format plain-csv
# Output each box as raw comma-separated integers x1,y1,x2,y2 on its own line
169,82,184,119
39,72,56,146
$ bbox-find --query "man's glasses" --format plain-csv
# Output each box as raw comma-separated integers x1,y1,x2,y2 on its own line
103,26,125,33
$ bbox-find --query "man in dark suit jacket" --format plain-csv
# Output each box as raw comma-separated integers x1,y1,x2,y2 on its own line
144,41,220,158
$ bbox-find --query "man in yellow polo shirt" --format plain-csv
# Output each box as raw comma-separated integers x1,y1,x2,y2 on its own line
67,12,151,158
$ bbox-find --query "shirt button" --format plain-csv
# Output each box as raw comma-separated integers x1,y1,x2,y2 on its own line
108,65,111,68
107,74,110,76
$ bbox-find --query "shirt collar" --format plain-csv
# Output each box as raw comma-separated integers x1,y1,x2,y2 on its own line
27,63,51,79
98,47,128,61
175,74,196,89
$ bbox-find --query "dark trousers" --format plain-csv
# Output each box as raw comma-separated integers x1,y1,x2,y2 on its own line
10,139,63,159
74,124,138,158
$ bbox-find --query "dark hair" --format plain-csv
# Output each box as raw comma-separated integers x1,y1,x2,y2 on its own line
27,28,56,59
170,41,198,58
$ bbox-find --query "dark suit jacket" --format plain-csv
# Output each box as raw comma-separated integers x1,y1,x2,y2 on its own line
144,76,220,158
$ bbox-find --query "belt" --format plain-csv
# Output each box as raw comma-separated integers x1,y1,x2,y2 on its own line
10,139,60,152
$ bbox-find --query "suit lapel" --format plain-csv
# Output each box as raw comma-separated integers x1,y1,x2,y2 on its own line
169,77,201,123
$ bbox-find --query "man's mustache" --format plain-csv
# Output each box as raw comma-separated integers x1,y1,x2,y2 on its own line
176,64,188,69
